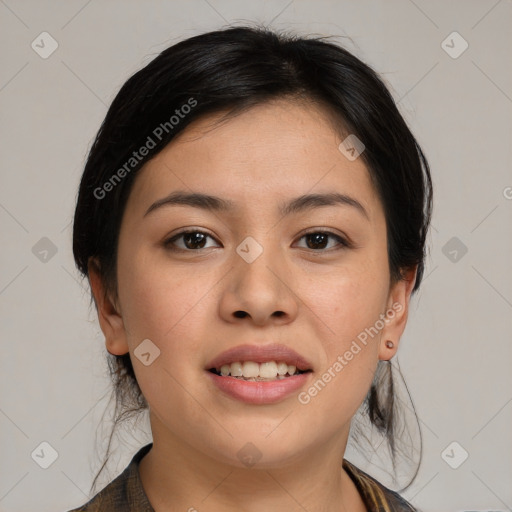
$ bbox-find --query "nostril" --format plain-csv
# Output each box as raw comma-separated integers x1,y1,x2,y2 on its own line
234,311,247,318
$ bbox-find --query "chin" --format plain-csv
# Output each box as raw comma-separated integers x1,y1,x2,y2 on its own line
201,427,309,469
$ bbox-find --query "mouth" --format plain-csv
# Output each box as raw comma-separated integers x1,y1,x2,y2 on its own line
205,344,313,404
208,361,312,382
205,343,313,382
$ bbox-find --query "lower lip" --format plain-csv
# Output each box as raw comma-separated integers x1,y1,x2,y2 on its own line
206,371,311,404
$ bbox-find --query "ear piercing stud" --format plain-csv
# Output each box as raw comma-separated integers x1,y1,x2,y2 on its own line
385,340,394,349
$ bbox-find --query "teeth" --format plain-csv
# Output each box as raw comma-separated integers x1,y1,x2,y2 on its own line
231,362,243,377
259,361,278,379
216,361,302,379
277,362,288,376
242,361,259,378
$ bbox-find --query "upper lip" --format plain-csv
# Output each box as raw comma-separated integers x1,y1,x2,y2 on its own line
206,343,313,372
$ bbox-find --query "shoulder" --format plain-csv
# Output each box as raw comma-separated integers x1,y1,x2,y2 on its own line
65,444,154,512
65,470,129,512
343,459,418,511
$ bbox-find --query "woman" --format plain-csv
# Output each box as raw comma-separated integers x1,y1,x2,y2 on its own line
69,25,432,511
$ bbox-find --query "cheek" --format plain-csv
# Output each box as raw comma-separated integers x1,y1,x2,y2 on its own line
117,242,202,338
301,254,389,421
315,254,390,346
116,253,212,416
116,245,220,382
297,301,384,440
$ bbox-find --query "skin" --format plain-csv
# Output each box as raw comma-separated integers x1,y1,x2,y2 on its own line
89,98,416,512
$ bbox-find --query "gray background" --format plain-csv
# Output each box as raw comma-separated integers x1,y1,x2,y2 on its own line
1,1,511,511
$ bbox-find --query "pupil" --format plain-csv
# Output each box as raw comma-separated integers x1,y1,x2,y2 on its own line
307,233,327,249
185,232,206,249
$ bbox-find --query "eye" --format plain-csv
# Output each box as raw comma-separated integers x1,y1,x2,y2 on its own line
295,231,349,251
164,230,220,251
164,229,350,252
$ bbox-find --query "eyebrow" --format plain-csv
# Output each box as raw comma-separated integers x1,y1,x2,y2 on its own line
144,190,369,219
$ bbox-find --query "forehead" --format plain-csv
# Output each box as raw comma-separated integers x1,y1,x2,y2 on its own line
126,99,383,222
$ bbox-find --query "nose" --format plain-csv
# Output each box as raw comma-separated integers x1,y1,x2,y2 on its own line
218,242,299,326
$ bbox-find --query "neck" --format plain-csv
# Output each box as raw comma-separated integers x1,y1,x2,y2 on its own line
138,415,366,512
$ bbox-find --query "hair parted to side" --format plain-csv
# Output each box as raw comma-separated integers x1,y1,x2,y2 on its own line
72,24,432,495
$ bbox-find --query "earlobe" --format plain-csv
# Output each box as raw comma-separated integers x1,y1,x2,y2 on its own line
378,267,417,361
88,258,129,356
379,339,396,361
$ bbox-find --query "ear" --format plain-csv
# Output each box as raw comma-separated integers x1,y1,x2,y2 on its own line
378,267,417,361
88,258,129,356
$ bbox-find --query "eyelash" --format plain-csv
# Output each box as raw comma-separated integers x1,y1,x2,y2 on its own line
163,229,351,253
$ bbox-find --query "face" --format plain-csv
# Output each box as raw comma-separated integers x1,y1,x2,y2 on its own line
91,98,414,469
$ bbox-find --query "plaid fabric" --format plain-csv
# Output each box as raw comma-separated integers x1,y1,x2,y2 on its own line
67,444,417,512
342,459,418,511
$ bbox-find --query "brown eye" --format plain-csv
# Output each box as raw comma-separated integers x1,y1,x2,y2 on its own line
164,230,219,251
296,231,349,251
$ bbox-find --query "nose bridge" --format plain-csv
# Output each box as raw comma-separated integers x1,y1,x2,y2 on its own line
225,232,297,323
234,233,283,293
